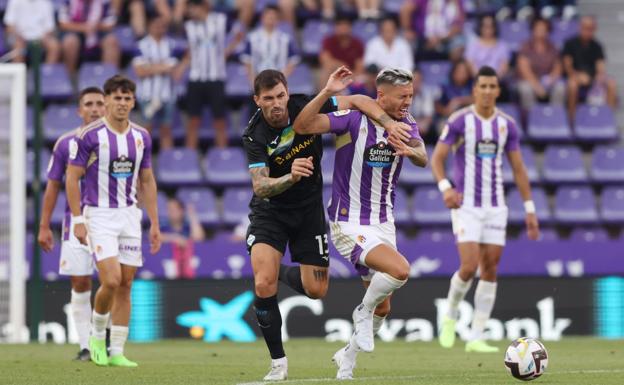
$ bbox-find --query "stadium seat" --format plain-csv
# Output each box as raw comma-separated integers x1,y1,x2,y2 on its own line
527,105,572,142
222,188,253,226
352,20,378,42
542,145,587,184
590,145,624,183
419,61,451,88
551,19,579,49
600,186,624,223
381,0,403,14
499,20,530,52
301,20,334,57
78,63,117,90
506,187,551,225
400,160,435,186
502,145,539,184
321,148,335,185
415,228,455,243
156,148,203,185
176,188,220,227
574,104,618,142
26,148,51,184
43,104,82,142
553,186,599,224
225,63,251,99
393,188,412,226
30,64,73,101
288,64,315,95
569,227,609,242
203,147,250,186
412,187,451,225
114,26,138,55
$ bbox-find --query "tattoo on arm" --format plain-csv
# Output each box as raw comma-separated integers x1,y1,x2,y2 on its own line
313,269,328,282
377,113,393,126
250,167,295,199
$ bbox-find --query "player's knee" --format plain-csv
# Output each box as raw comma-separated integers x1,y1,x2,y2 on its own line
388,260,410,281
254,277,278,297
72,278,91,293
459,264,478,279
480,264,498,280
304,283,328,299
101,275,121,291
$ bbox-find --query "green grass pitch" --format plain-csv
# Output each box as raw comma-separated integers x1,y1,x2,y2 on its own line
1,337,622,385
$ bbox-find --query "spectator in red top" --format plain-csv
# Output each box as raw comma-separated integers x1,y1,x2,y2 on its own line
319,16,364,87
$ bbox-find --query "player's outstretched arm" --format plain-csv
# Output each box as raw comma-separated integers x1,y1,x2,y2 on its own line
432,142,461,209
66,164,87,245
508,150,540,240
140,168,162,254
38,180,62,252
249,159,313,199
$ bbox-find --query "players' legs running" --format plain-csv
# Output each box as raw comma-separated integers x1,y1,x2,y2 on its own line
251,243,288,381
70,276,92,361
90,258,121,366
109,264,139,367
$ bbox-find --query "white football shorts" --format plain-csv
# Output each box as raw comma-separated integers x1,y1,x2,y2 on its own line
451,206,508,246
59,215,94,276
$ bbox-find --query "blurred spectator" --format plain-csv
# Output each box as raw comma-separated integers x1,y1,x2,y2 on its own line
465,14,510,78
493,0,578,21
319,16,364,88
353,0,380,19
517,17,565,110
161,198,205,279
58,0,121,75
241,6,300,83
278,0,335,25
175,0,236,149
364,17,414,72
400,0,465,61
347,63,378,99
132,17,178,150
170,0,254,30
435,59,473,120
112,0,183,37
3,0,60,64
409,68,435,140
563,15,617,118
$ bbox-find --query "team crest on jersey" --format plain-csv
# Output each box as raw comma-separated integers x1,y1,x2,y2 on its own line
332,109,351,117
365,141,395,168
499,125,507,135
110,156,135,179
69,139,78,160
136,138,143,149
96,245,103,255
440,125,449,141
356,235,367,244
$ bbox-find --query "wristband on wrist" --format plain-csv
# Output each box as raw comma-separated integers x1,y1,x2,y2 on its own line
524,200,536,214
72,215,85,224
437,179,452,193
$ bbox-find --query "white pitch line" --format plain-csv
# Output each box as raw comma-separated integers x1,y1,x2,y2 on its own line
235,368,624,385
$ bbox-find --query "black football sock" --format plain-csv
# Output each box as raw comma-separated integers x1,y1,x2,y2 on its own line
278,264,307,296
254,295,285,359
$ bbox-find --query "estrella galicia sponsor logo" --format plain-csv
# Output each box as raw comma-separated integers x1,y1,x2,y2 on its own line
365,141,395,168
110,156,135,179
477,140,498,159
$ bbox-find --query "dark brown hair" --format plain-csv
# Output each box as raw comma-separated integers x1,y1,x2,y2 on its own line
78,86,104,101
253,69,288,96
103,75,136,95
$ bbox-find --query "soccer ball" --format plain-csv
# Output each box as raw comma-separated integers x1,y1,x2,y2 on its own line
504,337,549,381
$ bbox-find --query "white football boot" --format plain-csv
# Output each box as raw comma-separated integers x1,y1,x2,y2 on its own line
263,357,288,381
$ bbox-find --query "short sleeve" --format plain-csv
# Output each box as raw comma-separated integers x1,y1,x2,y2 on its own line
140,132,153,169
595,41,605,61
243,133,268,169
504,119,520,152
438,116,463,146
327,109,361,136
68,133,91,168
47,139,69,181
406,115,423,142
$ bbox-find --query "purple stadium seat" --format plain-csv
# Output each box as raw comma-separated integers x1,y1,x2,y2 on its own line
31,64,73,101
569,227,609,242
321,148,335,185
203,147,250,186
78,63,118,90
381,0,403,14
301,20,334,57
288,64,315,95
600,186,624,223
412,187,451,225
225,63,251,98
400,160,435,186
502,145,539,184
590,146,624,183
517,227,560,241
416,228,455,243
176,188,220,226
157,148,203,185
255,0,278,12
499,20,530,52
26,148,51,184
527,105,572,142
420,61,451,88
542,145,587,184
393,188,412,226
222,188,253,226
507,187,551,225
553,186,599,224
43,104,82,142
114,26,138,55
352,20,378,43
574,105,618,142
551,19,579,49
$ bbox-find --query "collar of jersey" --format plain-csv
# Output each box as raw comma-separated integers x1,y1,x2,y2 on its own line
470,105,498,123
103,117,132,136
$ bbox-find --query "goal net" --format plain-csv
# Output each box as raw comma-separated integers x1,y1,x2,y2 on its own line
0,64,26,343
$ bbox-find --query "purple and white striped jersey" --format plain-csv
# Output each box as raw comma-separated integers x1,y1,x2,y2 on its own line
439,105,520,208
47,128,82,241
69,118,152,208
326,109,422,225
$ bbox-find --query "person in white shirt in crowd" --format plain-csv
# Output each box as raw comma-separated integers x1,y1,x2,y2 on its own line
364,16,414,73
409,68,436,140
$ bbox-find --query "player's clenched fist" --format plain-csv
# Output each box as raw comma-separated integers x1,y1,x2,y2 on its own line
442,188,462,209
74,223,88,246
290,156,314,183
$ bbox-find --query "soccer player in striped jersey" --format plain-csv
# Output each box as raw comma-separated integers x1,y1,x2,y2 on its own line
66,75,161,367
431,66,540,353
38,87,106,361
294,67,427,379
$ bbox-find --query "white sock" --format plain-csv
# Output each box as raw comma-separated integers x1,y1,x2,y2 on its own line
107,315,112,329
272,356,287,367
344,333,360,361
362,273,406,312
470,280,497,341
91,311,109,340
445,271,473,320
109,325,129,357
372,314,386,335
71,290,92,351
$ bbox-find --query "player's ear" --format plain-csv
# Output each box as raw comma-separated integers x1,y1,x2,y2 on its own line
253,94,260,107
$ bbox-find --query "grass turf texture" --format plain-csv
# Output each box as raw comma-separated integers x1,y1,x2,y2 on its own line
0,337,622,385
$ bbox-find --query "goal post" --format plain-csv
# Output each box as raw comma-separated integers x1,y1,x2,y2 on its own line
0,63,27,343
